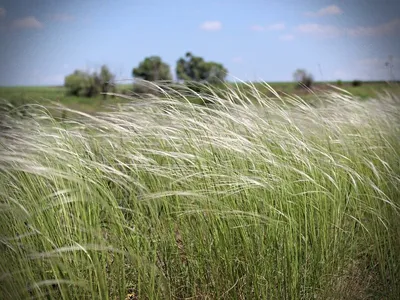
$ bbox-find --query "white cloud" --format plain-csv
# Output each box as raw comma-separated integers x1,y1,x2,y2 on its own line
48,13,75,22
11,16,43,29
0,7,6,18
305,5,343,17
279,34,294,41
347,18,400,37
295,23,342,37
266,22,285,31
250,25,264,31
295,18,400,39
200,21,222,31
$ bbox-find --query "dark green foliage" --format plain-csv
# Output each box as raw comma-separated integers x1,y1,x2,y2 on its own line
64,70,99,97
352,80,362,87
64,65,115,98
176,52,228,84
132,82,159,95
99,65,116,99
336,79,343,86
293,69,314,89
132,56,172,82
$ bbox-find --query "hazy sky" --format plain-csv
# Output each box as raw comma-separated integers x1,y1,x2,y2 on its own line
0,0,399,86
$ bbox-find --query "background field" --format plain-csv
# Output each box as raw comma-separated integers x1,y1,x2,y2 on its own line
1,81,399,114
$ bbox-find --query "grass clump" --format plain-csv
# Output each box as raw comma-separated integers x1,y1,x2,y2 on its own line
0,83,399,299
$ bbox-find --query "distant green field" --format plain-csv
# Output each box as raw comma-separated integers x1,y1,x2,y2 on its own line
0,86,130,115
1,81,399,115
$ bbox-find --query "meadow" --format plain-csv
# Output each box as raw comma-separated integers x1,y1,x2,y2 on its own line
0,81,400,299
1,80,399,114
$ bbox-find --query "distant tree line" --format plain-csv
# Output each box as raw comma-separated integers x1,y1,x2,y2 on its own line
66,52,379,99
64,52,228,98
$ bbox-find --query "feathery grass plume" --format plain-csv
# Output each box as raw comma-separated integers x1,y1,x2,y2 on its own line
0,81,399,299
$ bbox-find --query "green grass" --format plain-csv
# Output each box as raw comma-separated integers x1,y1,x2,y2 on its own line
237,81,400,100
1,81,399,114
340,83,400,99
0,83,400,299
0,86,132,116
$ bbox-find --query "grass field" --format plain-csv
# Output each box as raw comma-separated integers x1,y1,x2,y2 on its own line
1,80,399,114
0,86,129,115
0,82,400,299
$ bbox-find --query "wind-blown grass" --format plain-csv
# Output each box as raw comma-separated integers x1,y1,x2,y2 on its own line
0,83,399,299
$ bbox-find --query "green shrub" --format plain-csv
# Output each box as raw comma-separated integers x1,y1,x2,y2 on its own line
293,69,314,89
64,65,115,98
64,70,101,97
352,79,362,87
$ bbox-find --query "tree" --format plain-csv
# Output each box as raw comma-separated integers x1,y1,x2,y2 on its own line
99,65,115,99
64,65,116,98
132,56,172,82
385,55,395,82
176,52,228,84
203,61,228,84
64,70,101,98
293,69,314,89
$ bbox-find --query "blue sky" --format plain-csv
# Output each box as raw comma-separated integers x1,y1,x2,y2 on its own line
0,0,399,86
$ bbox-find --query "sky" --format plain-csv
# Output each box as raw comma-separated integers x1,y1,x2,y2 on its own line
0,0,399,86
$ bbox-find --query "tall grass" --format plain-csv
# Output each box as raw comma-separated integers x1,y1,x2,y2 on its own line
0,83,399,299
